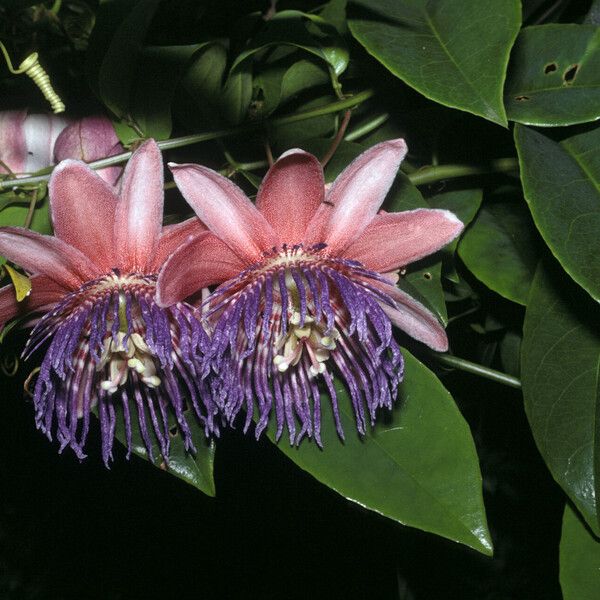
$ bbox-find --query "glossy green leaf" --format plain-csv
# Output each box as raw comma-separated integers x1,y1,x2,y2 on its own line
269,350,491,554
522,258,600,535
515,124,600,302
222,65,253,125
112,406,216,497
405,263,447,326
98,0,160,119
181,43,228,129
560,504,600,600
458,194,539,305
230,10,348,80
348,0,521,126
505,25,600,126
254,59,330,118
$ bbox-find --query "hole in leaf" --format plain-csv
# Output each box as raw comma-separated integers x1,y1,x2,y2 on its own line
544,62,557,74
423,272,432,280
169,425,179,438
515,95,530,102
563,64,578,84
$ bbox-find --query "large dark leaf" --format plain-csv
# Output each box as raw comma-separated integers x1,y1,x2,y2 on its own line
97,0,160,119
129,44,206,140
505,25,600,126
348,0,521,126
515,124,600,302
522,258,600,534
269,350,492,554
458,193,539,305
560,504,600,600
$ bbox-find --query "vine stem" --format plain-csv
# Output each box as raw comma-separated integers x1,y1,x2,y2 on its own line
407,158,519,186
431,352,522,389
0,89,375,190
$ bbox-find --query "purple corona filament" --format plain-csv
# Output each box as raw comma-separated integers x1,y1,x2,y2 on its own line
23,271,212,464
204,245,404,445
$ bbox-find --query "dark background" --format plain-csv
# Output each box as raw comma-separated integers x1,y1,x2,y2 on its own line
0,356,564,600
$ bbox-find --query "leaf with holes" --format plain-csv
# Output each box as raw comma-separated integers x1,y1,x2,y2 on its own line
269,350,492,554
515,124,600,302
560,504,600,600
348,0,521,126
505,25,600,126
522,258,600,535
458,192,540,305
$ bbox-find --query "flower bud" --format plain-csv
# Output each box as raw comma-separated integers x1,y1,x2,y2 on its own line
54,115,124,185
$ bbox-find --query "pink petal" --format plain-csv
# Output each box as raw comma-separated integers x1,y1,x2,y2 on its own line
49,159,119,271
156,232,245,307
255,149,324,243
344,209,464,272
54,116,124,185
152,216,207,270
0,228,100,289
0,110,27,174
114,139,164,271
169,162,278,263
0,275,67,326
370,280,449,351
304,139,408,255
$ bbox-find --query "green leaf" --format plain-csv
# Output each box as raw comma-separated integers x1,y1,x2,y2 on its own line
560,504,600,600
97,0,161,119
222,64,253,125
0,195,52,235
268,350,491,554
405,262,447,326
348,0,521,126
181,43,228,129
129,44,206,139
458,193,539,305
231,10,349,81
515,124,600,302
112,406,216,497
505,25,600,127
254,59,330,118
521,258,600,535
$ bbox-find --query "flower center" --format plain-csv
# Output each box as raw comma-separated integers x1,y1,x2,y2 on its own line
271,270,340,377
98,330,161,394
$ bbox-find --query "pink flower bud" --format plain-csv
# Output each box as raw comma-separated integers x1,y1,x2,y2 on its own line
0,110,70,176
54,116,124,186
